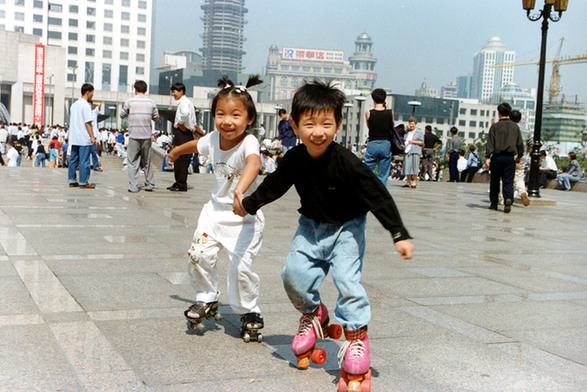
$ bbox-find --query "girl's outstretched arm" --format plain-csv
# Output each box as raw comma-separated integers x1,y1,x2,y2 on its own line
232,153,261,214
166,139,198,163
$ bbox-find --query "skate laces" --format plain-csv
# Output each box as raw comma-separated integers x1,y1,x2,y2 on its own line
337,339,366,368
297,314,324,340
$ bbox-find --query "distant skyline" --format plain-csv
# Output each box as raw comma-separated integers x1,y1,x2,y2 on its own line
154,0,587,103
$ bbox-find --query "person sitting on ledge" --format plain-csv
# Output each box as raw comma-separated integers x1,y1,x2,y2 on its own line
557,152,582,191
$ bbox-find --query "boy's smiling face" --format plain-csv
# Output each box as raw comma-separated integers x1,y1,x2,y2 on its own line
291,109,341,159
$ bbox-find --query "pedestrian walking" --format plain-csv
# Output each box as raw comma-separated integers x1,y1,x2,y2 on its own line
364,88,393,186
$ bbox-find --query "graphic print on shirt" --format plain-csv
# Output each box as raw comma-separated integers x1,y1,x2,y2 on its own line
214,162,242,185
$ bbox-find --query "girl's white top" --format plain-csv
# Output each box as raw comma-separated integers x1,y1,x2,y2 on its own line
198,131,260,207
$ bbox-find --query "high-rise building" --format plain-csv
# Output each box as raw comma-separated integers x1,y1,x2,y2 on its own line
0,0,154,93
200,0,247,73
471,37,515,102
456,75,472,99
348,32,377,93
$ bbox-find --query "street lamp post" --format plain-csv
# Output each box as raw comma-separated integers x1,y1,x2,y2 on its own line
522,0,569,198
67,64,78,120
408,100,422,116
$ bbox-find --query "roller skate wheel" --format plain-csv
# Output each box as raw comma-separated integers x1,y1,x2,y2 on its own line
311,348,326,365
297,356,310,370
186,321,195,331
327,324,343,339
243,332,251,343
256,332,263,343
196,323,205,333
214,313,222,322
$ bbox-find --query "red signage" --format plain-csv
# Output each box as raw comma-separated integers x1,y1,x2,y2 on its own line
33,44,45,127
281,47,345,63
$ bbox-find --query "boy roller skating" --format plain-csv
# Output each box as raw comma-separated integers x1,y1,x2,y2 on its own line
234,80,414,390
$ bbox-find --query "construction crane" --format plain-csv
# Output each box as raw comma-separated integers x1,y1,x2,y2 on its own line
493,37,587,103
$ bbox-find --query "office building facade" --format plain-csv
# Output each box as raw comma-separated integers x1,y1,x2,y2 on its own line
471,37,515,102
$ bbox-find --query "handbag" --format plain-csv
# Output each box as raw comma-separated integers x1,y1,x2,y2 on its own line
387,110,405,155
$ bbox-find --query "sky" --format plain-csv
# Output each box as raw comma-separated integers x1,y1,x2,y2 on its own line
154,0,587,103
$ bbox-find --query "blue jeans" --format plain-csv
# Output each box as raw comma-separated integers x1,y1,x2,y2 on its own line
364,140,392,186
558,173,581,190
281,215,370,330
68,145,92,185
90,144,100,170
36,153,46,167
282,145,294,154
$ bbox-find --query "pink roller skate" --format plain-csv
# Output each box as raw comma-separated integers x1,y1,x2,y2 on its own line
338,327,371,392
292,303,342,369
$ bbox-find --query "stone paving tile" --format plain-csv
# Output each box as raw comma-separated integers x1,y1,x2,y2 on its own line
0,159,585,391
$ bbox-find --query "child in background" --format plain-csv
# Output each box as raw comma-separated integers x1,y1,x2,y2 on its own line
234,80,414,391
49,144,60,168
167,75,266,342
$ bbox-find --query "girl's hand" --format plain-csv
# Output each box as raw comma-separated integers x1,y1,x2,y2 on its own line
394,239,414,260
166,148,177,164
233,189,247,217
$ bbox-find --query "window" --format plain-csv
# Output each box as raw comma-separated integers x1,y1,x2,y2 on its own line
33,28,43,36
67,60,77,68
87,21,95,29
14,26,24,32
120,52,129,60
69,19,78,27
86,48,95,56
458,120,466,126
120,38,129,47
136,66,145,75
0,10,4,18
48,17,62,25
437,118,445,124
139,1,147,9
15,12,24,20
469,121,477,127
138,14,146,22
69,5,78,13
68,46,77,54
119,65,128,90
121,12,130,20
470,109,477,116
15,0,24,5
87,7,96,16
459,108,467,115
34,1,43,8
86,34,95,43
85,62,94,84
458,132,465,138
67,73,76,82
480,110,485,116
104,23,113,31
137,40,145,49
48,3,62,12
105,0,113,4
104,10,113,18
103,36,112,45
33,14,43,22
136,53,145,62
122,0,130,6
103,50,112,58
48,31,61,39
121,25,129,33
468,132,476,139
68,32,77,40
102,64,111,90
137,27,146,35
280,76,287,86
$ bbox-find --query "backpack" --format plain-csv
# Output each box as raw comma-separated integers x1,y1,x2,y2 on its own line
387,110,405,155
36,144,46,155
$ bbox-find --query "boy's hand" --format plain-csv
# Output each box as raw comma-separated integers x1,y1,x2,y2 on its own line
233,190,248,217
395,239,414,260
166,148,177,164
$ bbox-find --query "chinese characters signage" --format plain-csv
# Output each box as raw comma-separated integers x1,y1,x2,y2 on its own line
281,47,344,63
33,44,45,127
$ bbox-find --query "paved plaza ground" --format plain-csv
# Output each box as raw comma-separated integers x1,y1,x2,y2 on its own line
0,155,586,391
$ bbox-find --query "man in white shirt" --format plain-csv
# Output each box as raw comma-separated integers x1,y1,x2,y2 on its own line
0,124,8,155
168,82,203,191
68,83,97,189
538,150,558,188
120,80,159,192
88,100,102,171
4,141,20,167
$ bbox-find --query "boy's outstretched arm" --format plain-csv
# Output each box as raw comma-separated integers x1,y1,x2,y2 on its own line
394,239,414,260
232,154,261,214
166,139,198,163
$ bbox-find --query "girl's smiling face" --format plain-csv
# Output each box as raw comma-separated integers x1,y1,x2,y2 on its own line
214,96,254,150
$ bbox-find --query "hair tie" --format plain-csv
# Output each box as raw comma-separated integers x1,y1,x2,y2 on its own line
234,85,247,94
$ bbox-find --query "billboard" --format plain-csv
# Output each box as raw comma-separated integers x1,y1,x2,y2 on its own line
33,44,45,127
281,47,344,63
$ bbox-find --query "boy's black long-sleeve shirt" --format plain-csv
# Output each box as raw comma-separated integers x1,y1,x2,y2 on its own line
242,143,411,243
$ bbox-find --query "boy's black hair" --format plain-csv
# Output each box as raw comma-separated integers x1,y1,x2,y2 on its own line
497,102,512,117
290,80,346,125
210,75,263,130
278,108,287,116
371,88,386,104
134,80,148,93
425,125,432,132
509,109,522,123
450,126,458,135
81,83,94,96
170,82,186,94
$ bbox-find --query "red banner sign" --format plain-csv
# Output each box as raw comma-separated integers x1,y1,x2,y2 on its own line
33,44,45,127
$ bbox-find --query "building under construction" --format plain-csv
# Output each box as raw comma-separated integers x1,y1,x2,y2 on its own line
200,0,248,74
542,100,586,155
